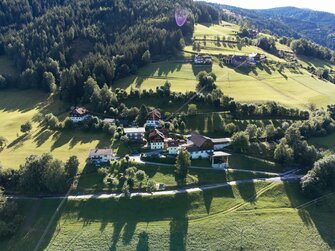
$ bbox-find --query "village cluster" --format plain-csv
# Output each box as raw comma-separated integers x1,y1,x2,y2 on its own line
69,107,232,169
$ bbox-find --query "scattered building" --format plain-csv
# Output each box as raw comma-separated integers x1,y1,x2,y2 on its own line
102,118,115,124
149,129,167,150
88,148,115,163
167,140,179,155
182,132,232,160
212,138,232,150
193,55,212,65
249,53,267,63
69,107,90,122
211,151,231,169
124,127,146,142
223,55,249,67
146,109,162,128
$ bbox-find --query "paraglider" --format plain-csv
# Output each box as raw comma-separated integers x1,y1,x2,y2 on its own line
175,7,189,27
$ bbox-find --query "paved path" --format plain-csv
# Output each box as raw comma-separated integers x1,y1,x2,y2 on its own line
7,175,302,201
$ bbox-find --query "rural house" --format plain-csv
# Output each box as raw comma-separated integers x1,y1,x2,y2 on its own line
88,149,115,163
193,54,212,65
149,129,168,150
146,109,162,128
69,107,90,122
124,127,146,142
167,140,179,155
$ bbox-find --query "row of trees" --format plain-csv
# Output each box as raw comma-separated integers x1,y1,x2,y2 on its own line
0,154,79,194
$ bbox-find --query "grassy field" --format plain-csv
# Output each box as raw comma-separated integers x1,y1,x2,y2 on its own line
308,133,335,152
114,21,335,109
114,59,335,109
0,90,113,170
1,181,334,250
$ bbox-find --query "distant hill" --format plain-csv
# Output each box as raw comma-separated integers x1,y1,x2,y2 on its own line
216,5,335,50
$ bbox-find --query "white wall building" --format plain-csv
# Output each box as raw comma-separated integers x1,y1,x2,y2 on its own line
124,127,146,141
89,149,115,163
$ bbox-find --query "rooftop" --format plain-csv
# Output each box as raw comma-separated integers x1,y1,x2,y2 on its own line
213,151,231,157
89,149,113,157
124,127,146,134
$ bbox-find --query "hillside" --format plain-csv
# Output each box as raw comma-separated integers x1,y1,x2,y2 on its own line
215,5,335,50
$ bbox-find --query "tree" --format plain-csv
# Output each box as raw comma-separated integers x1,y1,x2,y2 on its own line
274,139,294,164
256,36,276,52
65,156,79,179
301,155,335,198
136,170,146,188
197,71,217,91
20,122,32,134
231,132,249,153
146,180,157,193
245,124,258,140
175,149,191,184
0,136,8,149
43,113,60,130
142,50,151,65
0,188,22,239
136,104,148,125
42,72,56,93
187,104,198,115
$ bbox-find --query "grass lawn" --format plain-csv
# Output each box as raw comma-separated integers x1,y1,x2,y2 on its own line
75,163,277,194
192,154,286,173
308,133,335,152
0,90,113,170
2,181,335,250
114,57,335,109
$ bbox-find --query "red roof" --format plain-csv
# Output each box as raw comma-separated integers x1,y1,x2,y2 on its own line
148,109,161,120
71,107,88,116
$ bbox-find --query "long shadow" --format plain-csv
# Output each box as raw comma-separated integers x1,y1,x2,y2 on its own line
7,133,31,149
136,231,149,251
230,171,256,202
191,64,212,77
201,184,235,214
33,128,54,147
169,193,189,251
282,180,335,248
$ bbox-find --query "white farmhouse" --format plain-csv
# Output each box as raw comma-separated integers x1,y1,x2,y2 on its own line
88,149,115,163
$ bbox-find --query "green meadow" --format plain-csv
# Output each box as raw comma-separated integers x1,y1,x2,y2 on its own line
1,181,334,250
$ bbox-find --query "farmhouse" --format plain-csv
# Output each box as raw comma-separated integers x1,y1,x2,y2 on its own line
211,138,232,150
69,107,90,122
223,55,250,67
249,53,266,63
124,127,146,141
146,109,162,128
149,129,167,150
193,54,212,65
167,140,179,155
182,132,232,159
88,148,115,163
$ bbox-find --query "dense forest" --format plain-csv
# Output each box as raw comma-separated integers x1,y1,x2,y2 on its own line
217,5,335,50
0,0,221,101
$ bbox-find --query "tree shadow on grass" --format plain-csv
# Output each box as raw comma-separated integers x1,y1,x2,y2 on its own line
282,181,335,249
7,133,31,149
229,171,256,202
33,128,54,147
136,231,149,251
201,184,235,214
192,64,212,77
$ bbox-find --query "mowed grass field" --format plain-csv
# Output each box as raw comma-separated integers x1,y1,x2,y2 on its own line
114,21,335,109
1,181,334,250
0,90,113,169
114,60,335,109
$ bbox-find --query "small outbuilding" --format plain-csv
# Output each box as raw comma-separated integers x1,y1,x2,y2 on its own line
211,151,231,169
